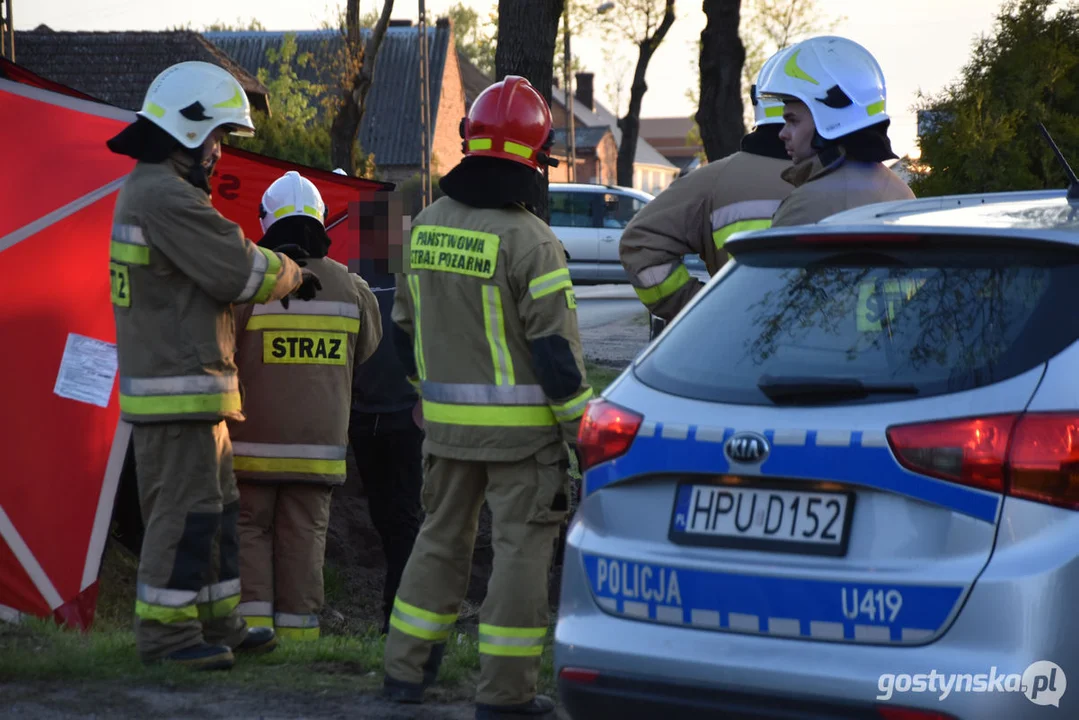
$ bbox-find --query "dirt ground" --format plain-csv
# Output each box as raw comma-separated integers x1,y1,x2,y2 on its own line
0,317,650,720
0,681,573,720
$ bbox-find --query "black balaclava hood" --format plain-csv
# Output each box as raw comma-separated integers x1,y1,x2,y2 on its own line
439,155,547,214
740,123,789,160
106,117,215,195
812,118,899,166
257,215,332,259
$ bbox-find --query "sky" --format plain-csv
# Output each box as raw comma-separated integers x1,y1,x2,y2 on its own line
18,0,1014,158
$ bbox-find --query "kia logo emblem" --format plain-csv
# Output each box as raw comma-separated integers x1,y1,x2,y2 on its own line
725,431,770,464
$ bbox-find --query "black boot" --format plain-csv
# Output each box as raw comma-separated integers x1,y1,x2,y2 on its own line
382,642,445,704
234,626,278,655
156,643,234,671
475,695,557,719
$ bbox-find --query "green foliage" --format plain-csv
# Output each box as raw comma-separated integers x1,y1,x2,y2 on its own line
911,0,1079,196
224,32,376,177
204,17,266,32
449,2,498,77
395,173,446,217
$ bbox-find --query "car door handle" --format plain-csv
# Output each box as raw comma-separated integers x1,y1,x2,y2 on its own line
601,235,618,242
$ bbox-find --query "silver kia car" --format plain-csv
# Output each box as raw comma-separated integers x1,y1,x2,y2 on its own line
555,188,1079,720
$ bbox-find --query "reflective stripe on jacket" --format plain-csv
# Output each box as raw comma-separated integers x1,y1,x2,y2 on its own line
392,197,592,462
110,154,303,424
228,258,383,485
618,151,792,321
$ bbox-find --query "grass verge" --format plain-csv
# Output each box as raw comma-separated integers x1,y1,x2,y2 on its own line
0,361,631,698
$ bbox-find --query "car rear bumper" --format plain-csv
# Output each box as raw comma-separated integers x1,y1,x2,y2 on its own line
559,671,903,720
554,514,1079,720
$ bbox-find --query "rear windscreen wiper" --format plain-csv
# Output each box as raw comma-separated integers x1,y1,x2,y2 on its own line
757,375,920,405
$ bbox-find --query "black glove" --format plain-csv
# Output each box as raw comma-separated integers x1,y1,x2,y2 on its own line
295,270,322,300
280,270,322,309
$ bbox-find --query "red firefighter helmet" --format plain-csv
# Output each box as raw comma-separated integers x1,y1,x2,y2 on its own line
460,75,558,173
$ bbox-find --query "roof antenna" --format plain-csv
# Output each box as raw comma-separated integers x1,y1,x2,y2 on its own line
1038,123,1079,201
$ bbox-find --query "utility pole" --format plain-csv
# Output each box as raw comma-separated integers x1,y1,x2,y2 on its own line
417,0,433,207
562,3,576,183
1,0,14,63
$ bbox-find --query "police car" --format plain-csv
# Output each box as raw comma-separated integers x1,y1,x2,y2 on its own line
555,187,1079,720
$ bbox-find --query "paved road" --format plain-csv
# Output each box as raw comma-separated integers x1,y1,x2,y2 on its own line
575,284,645,330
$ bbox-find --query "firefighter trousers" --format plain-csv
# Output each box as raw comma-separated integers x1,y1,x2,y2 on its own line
383,441,570,707
236,482,333,640
131,420,248,662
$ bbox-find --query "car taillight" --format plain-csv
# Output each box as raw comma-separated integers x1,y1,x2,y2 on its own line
887,412,1079,510
577,399,643,472
1008,414,1079,508
887,414,1016,493
559,667,600,684
877,707,957,720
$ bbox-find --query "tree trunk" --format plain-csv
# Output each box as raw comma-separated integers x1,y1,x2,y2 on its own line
617,0,676,188
495,0,564,224
330,0,395,173
697,0,745,162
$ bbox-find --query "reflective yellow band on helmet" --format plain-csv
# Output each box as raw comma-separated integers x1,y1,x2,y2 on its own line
422,400,557,427
144,102,166,118
551,387,594,423
468,138,493,151
529,268,573,300
304,205,322,218
110,240,150,265
784,49,819,85
213,87,246,109
633,264,691,306
765,105,784,118
714,219,772,249
503,141,533,159
478,623,546,657
866,100,886,117
273,205,295,219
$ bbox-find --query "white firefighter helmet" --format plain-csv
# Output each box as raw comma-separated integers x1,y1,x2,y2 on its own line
756,35,888,140
136,61,256,149
751,48,788,128
260,170,327,234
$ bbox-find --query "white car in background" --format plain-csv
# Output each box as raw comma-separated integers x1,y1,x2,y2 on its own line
549,182,707,285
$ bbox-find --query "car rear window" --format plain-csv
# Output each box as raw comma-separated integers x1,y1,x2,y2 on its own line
634,242,1079,405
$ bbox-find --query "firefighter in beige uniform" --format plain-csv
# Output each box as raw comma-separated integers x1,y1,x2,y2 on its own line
382,76,592,720
757,36,915,227
229,171,382,640
619,49,794,321
105,62,320,669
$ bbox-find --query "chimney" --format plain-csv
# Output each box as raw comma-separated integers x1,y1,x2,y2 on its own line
388,19,412,27
575,72,594,112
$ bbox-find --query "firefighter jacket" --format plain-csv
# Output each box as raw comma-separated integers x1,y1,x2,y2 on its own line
110,155,303,424
771,149,916,227
228,258,383,485
619,151,792,320
391,196,593,462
